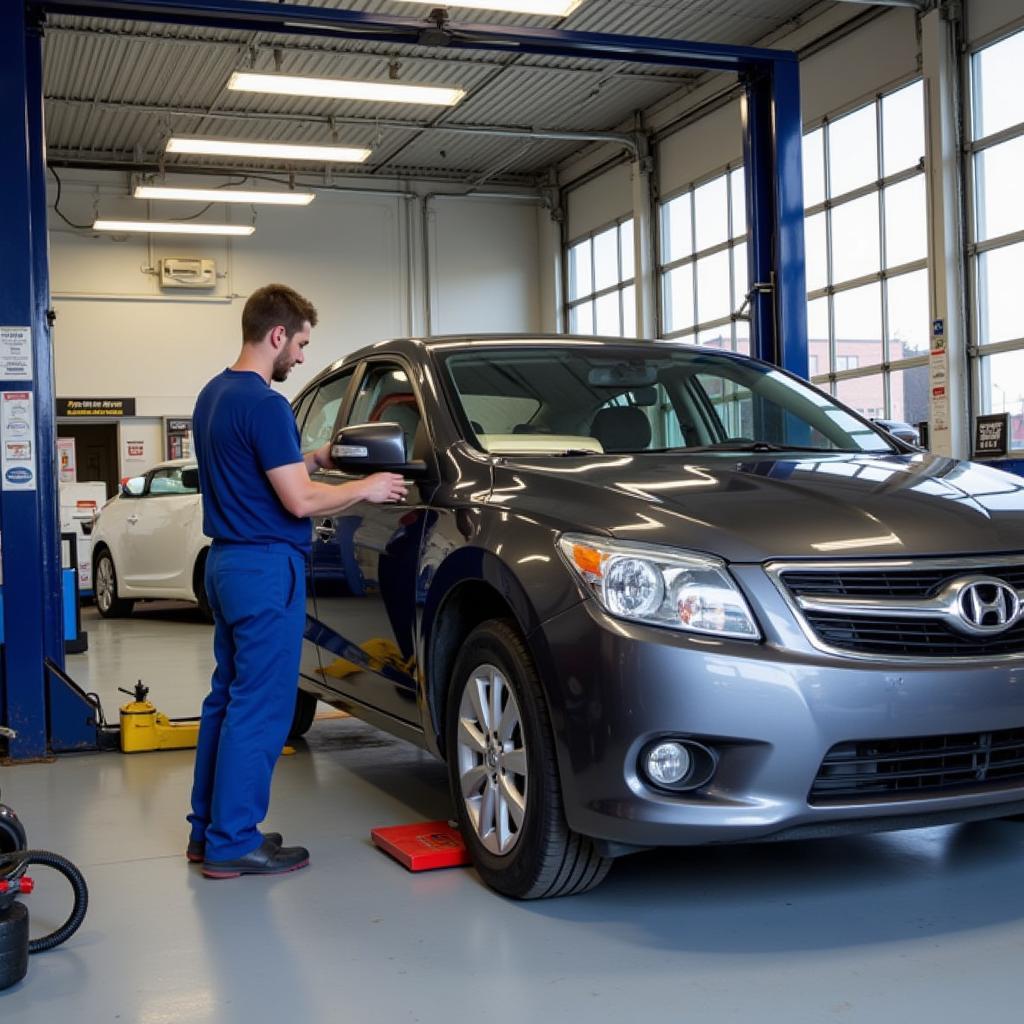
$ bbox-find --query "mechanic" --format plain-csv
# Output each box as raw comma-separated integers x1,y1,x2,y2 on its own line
187,283,408,879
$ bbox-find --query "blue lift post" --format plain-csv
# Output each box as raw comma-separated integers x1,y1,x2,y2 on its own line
0,3,98,760
7,0,809,759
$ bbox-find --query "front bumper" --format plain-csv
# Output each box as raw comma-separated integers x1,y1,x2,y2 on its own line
533,593,1024,848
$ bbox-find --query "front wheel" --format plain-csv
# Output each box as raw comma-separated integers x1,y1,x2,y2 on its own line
94,550,134,618
446,619,611,899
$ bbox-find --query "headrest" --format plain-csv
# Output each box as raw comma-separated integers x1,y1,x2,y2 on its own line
589,406,652,452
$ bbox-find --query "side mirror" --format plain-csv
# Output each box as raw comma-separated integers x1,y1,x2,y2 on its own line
330,422,428,477
181,467,200,492
121,476,146,497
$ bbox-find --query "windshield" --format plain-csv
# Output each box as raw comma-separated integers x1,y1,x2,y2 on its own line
440,344,896,456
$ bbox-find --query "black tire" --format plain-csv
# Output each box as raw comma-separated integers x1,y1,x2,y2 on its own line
0,902,29,991
446,619,612,899
0,804,27,855
93,550,134,619
288,688,318,740
193,551,214,623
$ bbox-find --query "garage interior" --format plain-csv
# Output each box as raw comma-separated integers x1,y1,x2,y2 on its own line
4,0,1024,1019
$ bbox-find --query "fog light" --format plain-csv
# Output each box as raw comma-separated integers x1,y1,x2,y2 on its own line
644,741,692,786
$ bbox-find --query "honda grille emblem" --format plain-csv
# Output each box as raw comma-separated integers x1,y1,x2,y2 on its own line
955,578,1021,635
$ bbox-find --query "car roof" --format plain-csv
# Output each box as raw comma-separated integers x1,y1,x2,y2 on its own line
304,334,736,393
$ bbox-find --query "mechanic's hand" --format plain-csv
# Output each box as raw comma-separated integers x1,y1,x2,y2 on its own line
362,472,409,504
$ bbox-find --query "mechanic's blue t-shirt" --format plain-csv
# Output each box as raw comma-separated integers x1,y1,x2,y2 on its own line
193,369,310,553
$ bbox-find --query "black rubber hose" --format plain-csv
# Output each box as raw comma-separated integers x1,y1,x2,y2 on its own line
0,850,88,954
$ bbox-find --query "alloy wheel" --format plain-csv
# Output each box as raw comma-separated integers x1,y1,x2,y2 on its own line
456,662,528,856
95,557,113,613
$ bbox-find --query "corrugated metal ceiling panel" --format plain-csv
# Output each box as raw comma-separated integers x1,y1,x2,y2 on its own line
43,0,823,184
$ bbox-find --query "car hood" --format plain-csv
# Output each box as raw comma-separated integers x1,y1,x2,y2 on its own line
487,451,1024,562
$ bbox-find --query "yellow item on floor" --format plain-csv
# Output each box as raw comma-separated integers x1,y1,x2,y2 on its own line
118,681,200,753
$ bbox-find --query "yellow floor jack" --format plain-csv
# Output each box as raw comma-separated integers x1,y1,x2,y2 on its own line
118,682,200,753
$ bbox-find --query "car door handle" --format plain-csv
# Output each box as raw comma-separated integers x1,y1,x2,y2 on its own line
314,520,336,540
127,514,139,525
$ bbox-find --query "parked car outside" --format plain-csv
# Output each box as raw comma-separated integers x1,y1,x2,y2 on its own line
90,458,211,620
283,335,1024,899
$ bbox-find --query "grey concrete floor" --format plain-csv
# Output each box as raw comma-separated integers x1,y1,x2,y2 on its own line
3,605,1024,1021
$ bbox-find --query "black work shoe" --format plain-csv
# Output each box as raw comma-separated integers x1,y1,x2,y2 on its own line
187,831,282,864
202,838,310,879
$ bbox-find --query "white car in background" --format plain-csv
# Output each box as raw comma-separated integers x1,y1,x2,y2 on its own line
90,458,212,620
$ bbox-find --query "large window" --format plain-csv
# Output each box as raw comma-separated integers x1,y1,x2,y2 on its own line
658,167,749,354
970,28,1024,451
803,80,930,431
566,219,636,337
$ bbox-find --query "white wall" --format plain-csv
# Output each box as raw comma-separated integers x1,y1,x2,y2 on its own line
427,196,541,336
969,0,1024,44
565,162,632,243
48,170,544,419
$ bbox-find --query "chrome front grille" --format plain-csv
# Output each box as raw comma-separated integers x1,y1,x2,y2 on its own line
767,556,1024,660
811,728,1024,802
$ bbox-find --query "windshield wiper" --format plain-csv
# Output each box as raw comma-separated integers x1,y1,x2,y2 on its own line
680,441,851,454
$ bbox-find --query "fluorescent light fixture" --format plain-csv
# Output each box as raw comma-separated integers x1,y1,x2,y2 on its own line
92,220,255,236
134,185,314,206
166,137,371,163
226,71,465,107
399,0,583,14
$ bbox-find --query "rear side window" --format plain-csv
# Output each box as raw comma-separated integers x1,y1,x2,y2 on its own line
147,466,198,496
300,370,354,451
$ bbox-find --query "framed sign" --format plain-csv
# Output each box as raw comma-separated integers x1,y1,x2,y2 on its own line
57,397,136,418
974,413,1009,458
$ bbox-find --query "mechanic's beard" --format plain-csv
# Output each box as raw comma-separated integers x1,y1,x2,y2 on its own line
271,352,293,382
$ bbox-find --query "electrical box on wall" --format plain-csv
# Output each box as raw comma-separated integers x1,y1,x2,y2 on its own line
159,257,216,289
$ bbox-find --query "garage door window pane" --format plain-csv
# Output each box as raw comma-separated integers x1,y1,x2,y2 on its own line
730,167,746,237
882,81,925,177
662,194,692,263
977,242,1024,345
804,211,827,292
593,227,619,292
890,364,929,433
621,285,636,338
569,239,592,300
595,291,621,336
831,194,880,283
732,241,748,307
886,270,929,357
975,136,1024,243
570,301,594,334
834,282,882,370
663,264,695,334
694,175,729,251
807,297,829,373
980,350,1024,448
973,32,1024,140
696,250,731,324
836,373,884,420
733,321,751,357
828,105,878,197
618,220,634,283
884,177,927,268
803,127,825,209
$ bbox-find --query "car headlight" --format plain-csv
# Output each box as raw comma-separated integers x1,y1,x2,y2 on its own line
557,533,760,640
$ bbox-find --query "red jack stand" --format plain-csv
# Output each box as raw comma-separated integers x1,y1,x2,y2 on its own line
370,820,471,872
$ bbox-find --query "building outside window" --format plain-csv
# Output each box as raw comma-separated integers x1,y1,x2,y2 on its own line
803,79,930,432
566,218,636,337
657,167,750,354
970,28,1024,451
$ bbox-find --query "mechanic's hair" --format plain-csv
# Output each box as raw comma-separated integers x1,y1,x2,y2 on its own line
242,283,319,342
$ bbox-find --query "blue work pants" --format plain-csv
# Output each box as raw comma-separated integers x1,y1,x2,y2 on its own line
188,541,306,861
